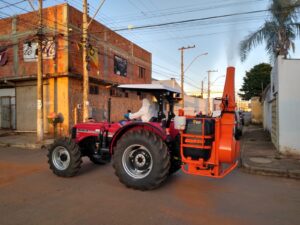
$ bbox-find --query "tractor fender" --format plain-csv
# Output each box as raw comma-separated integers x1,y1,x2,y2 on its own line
109,122,167,154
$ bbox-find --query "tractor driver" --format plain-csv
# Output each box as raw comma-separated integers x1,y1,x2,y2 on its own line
128,98,157,122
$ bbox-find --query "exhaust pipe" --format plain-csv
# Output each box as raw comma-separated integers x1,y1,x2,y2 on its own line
222,67,236,112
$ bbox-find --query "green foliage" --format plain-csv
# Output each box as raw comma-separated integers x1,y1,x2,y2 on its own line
239,63,272,100
240,0,300,61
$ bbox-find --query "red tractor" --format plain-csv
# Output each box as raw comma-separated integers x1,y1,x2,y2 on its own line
47,67,240,190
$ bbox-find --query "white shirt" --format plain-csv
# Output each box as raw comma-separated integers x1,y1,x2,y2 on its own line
129,98,157,122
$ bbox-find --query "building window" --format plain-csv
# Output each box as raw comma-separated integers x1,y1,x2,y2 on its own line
137,91,146,100
139,66,145,78
114,55,127,76
89,85,99,95
110,87,123,97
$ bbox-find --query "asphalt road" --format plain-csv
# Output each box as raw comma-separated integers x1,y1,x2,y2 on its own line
0,147,299,225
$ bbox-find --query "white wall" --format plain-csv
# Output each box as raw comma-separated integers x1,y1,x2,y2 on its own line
184,96,206,115
174,97,206,116
277,56,300,155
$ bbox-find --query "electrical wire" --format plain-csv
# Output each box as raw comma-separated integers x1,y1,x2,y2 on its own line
1,0,298,91
0,0,26,10
105,0,266,25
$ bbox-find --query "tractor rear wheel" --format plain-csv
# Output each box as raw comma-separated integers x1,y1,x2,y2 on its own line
113,129,170,191
47,137,82,177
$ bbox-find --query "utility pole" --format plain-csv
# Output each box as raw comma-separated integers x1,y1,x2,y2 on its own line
37,0,43,142
82,0,89,122
207,70,218,115
178,45,195,108
201,80,204,98
81,0,105,122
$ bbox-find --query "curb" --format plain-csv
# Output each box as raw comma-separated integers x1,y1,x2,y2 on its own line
0,142,50,150
241,161,300,180
288,169,300,179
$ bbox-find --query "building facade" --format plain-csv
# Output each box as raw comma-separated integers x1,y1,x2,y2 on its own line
0,4,152,134
263,56,300,156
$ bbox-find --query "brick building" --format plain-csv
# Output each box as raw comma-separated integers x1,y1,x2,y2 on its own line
0,4,152,134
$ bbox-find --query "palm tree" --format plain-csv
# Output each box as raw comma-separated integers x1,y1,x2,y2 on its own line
240,0,300,61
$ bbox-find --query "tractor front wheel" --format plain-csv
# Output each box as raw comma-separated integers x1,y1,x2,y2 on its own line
47,137,82,177
113,130,170,191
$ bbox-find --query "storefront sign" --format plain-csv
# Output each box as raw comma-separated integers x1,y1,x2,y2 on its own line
23,39,56,62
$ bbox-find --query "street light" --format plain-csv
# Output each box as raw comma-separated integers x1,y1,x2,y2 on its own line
211,75,225,86
201,75,224,100
184,52,208,73
182,52,207,107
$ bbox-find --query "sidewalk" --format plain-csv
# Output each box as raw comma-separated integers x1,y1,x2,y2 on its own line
241,125,300,179
0,131,54,150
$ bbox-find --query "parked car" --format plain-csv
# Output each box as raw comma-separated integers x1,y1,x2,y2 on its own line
235,111,243,140
238,110,245,125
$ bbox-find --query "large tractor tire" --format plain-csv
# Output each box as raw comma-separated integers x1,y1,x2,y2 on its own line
113,129,170,191
47,137,82,177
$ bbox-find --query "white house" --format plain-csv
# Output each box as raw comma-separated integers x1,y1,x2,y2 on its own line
152,78,207,115
263,56,300,156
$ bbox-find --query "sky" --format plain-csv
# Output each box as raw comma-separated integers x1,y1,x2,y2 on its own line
1,0,300,95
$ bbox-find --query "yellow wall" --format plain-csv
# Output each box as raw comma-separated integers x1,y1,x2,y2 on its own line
251,97,263,124
46,77,69,136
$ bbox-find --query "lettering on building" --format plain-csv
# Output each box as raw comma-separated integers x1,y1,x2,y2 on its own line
23,39,56,62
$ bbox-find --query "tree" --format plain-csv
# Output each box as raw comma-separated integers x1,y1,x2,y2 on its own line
240,0,300,61
239,63,272,100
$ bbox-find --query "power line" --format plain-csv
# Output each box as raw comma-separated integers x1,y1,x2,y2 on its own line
0,0,76,35
0,0,26,10
106,0,265,25
112,6,299,32
0,0,30,12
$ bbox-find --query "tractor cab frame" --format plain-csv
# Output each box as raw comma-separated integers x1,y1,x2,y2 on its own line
118,83,181,126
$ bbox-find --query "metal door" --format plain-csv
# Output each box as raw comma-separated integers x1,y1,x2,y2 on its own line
16,85,37,131
0,96,15,129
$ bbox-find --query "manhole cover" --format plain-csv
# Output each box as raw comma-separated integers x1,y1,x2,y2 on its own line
249,157,272,164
